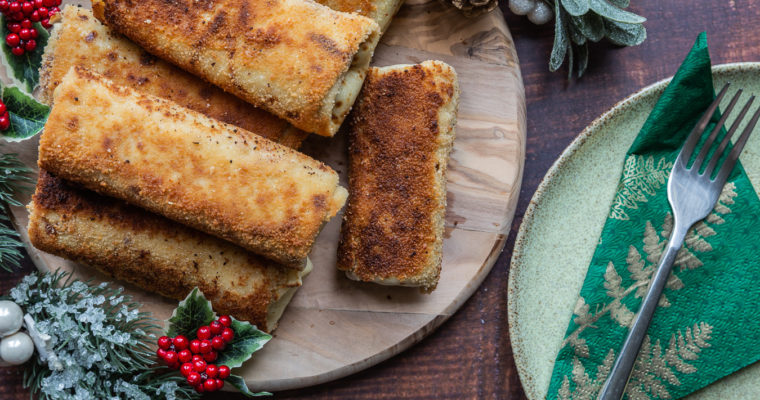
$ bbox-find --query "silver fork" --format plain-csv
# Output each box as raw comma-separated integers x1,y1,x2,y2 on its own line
598,83,760,400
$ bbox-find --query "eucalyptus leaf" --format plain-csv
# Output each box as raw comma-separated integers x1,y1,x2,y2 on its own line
226,375,271,397
572,13,606,42
567,42,574,80
605,19,647,46
1,86,49,141
589,0,646,24
576,42,589,77
0,18,49,94
607,0,629,7
166,288,215,338
549,1,568,72
568,23,587,45
215,317,271,368
561,0,589,16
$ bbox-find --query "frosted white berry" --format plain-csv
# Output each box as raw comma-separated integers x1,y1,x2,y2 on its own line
509,0,536,16
528,1,554,25
0,331,34,365
0,300,23,337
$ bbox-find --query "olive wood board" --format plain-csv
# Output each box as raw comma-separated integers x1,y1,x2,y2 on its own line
5,0,526,391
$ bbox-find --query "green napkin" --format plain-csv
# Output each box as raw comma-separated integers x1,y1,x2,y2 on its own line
547,33,760,400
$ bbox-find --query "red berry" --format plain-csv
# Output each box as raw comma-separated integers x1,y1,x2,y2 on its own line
32,0,41,7
164,350,178,365
43,19,53,31
173,335,188,350
157,336,172,350
194,384,205,393
187,372,202,386
199,339,212,354
53,0,59,5
36,6,46,18
180,362,194,377
20,19,31,28
18,28,31,40
10,11,23,21
211,336,225,350
215,379,224,390
203,379,217,392
205,364,218,378
156,348,168,359
41,0,51,6
203,350,217,362
29,10,39,21
218,315,232,327
221,327,234,342
20,2,32,15
178,349,192,363
5,33,19,46
197,326,211,340
10,46,23,56
9,2,20,13
0,114,11,131
29,28,37,38
217,365,231,379
209,320,223,335
193,358,206,372
189,339,201,354
0,103,7,115
8,24,21,34
192,354,203,362
49,5,58,13
0,1,9,11
23,38,34,51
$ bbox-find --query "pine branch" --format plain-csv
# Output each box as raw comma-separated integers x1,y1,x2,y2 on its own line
0,149,32,272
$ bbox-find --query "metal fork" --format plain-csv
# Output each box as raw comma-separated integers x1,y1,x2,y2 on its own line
598,83,760,400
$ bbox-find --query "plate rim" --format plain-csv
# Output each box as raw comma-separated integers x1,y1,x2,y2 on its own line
507,61,760,400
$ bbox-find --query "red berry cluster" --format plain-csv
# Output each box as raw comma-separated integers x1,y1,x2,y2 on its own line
0,101,9,130
0,0,60,56
157,315,235,393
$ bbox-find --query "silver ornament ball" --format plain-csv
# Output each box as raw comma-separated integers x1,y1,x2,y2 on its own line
528,1,554,25
508,0,536,16
0,331,34,365
0,300,23,337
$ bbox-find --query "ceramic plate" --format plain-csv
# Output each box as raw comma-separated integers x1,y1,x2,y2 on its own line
508,62,760,399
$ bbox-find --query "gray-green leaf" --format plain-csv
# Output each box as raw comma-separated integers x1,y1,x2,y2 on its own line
226,375,272,397
572,13,605,42
550,1,568,72
605,19,647,46
215,317,271,368
577,42,589,77
589,0,646,24
166,287,215,338
0,18,50,94
1,86,49,141
561,0,589,16
607,0,629,7
568,23,587,45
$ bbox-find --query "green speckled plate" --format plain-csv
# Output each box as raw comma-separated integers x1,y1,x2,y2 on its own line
508,63,760,400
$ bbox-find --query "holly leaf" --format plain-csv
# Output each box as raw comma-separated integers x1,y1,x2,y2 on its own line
166,288,215,338
1,86,49,141
215,317,271,368
0,18,50,94
226,375,271,397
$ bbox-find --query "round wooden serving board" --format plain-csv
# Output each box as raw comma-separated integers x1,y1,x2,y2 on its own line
5,0,525,391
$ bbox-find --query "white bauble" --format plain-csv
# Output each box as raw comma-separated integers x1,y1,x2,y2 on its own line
528,1,554,25
0,331,34,365
509,0,536,16
0,300,23,337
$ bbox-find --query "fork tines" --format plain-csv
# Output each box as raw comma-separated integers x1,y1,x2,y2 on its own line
677,83,760,182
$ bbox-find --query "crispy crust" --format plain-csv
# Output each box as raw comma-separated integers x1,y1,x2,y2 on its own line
337,61,459,291
38,67,347,268
28,171,307,332
39,6,308,148
316,0,403,32
92,0,380,137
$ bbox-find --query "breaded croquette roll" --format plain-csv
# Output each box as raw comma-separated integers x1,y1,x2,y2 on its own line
91,0,380,137
39,67,347,269
28,171,310,332
337,61,459,291
316,0,404,33
40,6,308,148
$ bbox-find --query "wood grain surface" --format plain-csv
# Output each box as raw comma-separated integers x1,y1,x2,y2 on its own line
2,0,760,399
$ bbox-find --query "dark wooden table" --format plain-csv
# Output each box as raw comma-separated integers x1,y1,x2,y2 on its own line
2,1,760,398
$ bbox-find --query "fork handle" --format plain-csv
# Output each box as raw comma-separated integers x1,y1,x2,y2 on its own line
597,222,690,400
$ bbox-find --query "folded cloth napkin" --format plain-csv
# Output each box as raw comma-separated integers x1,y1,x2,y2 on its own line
546,33,760,400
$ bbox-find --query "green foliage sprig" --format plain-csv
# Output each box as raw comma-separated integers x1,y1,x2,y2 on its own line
547,0,647,77
10,271,201,400
0,149,31,272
